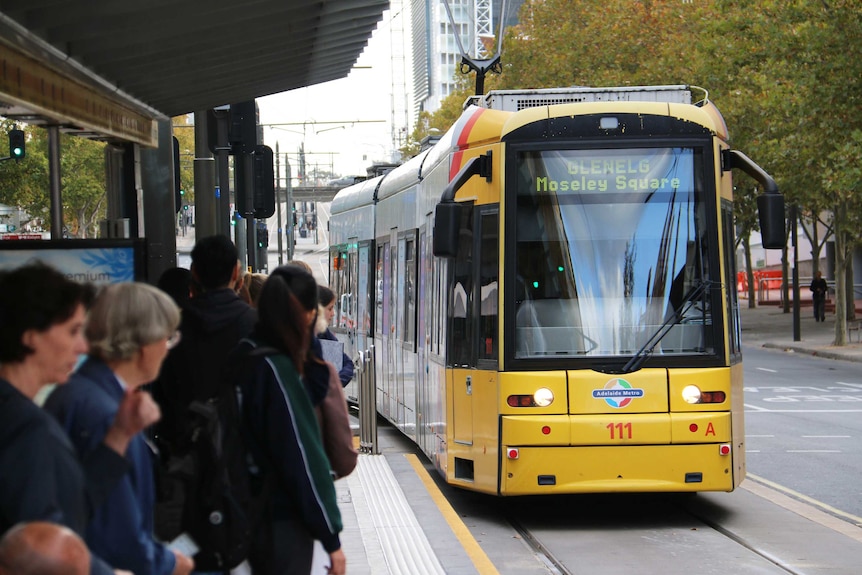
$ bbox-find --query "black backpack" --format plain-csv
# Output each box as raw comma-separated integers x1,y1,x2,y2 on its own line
154,343,276,572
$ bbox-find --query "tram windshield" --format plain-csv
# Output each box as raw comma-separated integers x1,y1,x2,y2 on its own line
513,146,715,359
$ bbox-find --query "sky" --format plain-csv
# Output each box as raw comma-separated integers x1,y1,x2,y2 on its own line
257,8,405,180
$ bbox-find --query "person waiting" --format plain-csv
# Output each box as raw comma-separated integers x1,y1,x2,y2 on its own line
0,263,159,575
44,283,194,575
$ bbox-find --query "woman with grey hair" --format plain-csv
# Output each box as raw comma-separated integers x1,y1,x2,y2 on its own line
45,282,194,575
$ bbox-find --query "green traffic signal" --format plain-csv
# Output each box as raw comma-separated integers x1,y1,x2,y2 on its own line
183,205,189,211
9,129,24,160
180,189,185,196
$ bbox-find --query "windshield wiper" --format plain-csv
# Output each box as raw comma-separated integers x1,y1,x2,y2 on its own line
619,280,715,374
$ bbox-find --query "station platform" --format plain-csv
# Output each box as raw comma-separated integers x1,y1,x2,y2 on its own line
331,425,483,575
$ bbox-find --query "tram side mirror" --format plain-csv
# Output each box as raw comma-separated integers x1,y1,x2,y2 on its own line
433,202,461,258
757,193,786,249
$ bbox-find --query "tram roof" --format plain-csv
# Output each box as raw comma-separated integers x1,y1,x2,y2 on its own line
331,175,383,214
0,0,387,146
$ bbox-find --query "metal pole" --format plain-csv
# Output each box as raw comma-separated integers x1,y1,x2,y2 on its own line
47,126,63,239
275,142,284,266
286,162,294,260
359,345,378,454
214,108,232,237
792,204,801,341
194,112,217,238
242,154,256,272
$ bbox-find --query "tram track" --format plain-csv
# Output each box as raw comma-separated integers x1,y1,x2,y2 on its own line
507,515,570,575
500,492,814,575
683,495,804,575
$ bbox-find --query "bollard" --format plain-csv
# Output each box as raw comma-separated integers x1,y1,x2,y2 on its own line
359,345,378,454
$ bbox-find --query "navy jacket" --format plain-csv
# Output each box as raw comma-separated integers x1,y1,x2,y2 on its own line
0,378,128,575
45,359,176,575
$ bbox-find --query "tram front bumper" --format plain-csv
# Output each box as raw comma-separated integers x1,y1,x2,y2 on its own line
499,413,736,494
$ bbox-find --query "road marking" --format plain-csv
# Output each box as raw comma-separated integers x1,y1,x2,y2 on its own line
745,474,862,541
756,367,778,373
745,450,761,453
786,450,841,453
743,404,769,411
406,454,500,575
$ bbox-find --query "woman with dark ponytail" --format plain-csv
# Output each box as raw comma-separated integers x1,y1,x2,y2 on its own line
232,264,346,575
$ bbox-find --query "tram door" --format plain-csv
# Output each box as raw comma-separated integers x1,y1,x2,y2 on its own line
395,234,406,431
377,241,391,418
451,204,474,446
416,226,429,454
356,242,372,357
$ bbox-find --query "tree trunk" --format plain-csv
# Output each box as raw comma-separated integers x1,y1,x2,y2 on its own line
809,218,820,275
833,216,848,346
781,245,790,313
846,258,856,321
744,236,756,308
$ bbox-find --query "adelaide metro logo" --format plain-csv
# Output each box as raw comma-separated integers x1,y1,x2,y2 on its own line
592,378,644,408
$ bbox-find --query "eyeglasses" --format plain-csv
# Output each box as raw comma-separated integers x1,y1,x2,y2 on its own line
166,330,182,350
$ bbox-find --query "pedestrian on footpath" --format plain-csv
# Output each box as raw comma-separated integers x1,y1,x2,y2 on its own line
810,270,828,322
317,286,355,388
231,265,346,575
152,235,257,459
0,263,159,575
44,283,193,575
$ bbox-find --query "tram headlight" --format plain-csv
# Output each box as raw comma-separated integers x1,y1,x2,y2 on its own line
681,385,726,404
682,385,702,404
506,387,555,408
533,387,554,407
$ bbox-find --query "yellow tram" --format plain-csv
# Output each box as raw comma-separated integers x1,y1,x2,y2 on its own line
329,86,784,495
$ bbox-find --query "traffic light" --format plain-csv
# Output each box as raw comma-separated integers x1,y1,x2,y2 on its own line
9,130,24,160
183,205,189,211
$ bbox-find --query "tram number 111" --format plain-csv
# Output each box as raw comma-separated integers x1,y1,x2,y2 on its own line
607,422,632,439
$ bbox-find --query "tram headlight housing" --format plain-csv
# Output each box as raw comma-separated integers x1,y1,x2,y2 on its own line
533,387,554,407
506,387,555,408
682,385,702,404
681,385,726,404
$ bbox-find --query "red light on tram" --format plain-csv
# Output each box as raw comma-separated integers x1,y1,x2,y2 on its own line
689,423,699,433
507,448,520,460
507,395,535,408
701,391,727,404
719,444,731,456
541,426,551,435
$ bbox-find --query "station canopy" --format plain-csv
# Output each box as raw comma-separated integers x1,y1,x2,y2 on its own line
0,0,388,146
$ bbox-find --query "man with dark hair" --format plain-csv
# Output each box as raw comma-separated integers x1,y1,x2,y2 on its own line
151,236,258,570
152,235,257,456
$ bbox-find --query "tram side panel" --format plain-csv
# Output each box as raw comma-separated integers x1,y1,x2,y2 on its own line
375,185,419,440
328,194,376,405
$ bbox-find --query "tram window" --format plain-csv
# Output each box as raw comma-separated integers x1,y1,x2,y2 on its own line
477,212,499,361
512,147,714,358
722,201,741,358
449,204,474,367
405,236,416,345
375,244,385,334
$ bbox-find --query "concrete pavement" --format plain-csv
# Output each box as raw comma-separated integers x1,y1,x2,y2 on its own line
739,302,862,363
